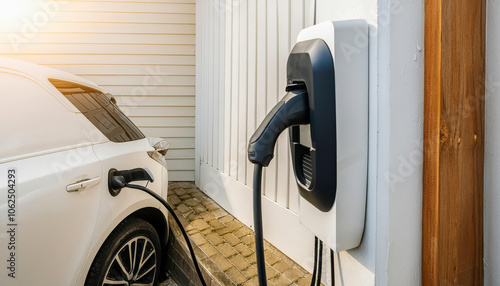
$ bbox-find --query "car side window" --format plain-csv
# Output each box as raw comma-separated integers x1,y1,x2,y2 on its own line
50,79,145,143
0,73,94,160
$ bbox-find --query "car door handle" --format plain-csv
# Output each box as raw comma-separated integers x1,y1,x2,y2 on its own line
66,177,101,192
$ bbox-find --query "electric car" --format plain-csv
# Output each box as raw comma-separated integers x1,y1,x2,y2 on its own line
0,57,170,286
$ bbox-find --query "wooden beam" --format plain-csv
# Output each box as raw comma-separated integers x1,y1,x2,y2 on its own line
423,0,485,285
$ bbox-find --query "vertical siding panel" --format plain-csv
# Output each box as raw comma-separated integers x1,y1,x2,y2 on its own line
256,0,268,194
215,0,220,170
304,0,315,27
214,0,221,170
290,1,304,48
263,0,279,200
207,0,215,167
246,0,257,185
195,0,202,183
219,0,226,172
255,0,268,135
223,0,232,174
229,0,240,179
275,0,291,206
202,0,209,165
237,0,248,182
199,0,205,165
199,0,204,165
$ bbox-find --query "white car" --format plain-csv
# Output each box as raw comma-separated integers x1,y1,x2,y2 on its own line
0,57,170,286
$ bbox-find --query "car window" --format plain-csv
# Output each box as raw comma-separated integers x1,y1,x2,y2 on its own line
0,73,94,160
50,79,145,143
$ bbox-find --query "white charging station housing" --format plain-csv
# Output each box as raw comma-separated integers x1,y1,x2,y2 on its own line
296,20,368,252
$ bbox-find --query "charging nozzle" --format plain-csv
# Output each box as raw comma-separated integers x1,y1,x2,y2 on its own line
247,87,309,167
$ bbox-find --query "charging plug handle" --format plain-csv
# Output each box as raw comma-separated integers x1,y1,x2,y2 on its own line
248,88,309,166
108,168,154,197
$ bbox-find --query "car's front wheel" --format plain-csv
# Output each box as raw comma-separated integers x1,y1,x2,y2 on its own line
85,218,161,286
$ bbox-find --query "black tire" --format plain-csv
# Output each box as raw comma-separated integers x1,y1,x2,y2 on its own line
85,218,161,286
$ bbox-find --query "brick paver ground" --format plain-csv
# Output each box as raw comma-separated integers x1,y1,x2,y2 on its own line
166,182,316,286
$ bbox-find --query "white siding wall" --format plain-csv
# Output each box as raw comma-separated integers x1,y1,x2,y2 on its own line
196,0,322,273
196,0,314,213
0,0,196,181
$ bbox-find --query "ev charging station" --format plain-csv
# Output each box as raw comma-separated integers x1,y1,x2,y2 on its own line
119,19,370,286
294,20,369,252
248,20,369,284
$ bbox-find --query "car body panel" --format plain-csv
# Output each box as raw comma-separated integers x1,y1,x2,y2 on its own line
0,148,102,286
0,69,103,285
0,56,170,285
75,139,167,285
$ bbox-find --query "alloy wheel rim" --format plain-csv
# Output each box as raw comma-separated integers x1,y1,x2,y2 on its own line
102,236,157,286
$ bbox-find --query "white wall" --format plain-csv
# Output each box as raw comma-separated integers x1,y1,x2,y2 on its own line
485,0,500,284
0,0,196,181
196,0,316,213
374,0,424,284
316,0,424,284
196,0,425,285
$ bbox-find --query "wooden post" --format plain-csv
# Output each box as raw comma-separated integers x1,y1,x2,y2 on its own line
423,0,485,285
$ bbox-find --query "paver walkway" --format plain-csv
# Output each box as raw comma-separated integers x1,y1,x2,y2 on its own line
165,182,317,286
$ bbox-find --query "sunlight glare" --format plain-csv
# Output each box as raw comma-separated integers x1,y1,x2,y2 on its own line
0,0,41,31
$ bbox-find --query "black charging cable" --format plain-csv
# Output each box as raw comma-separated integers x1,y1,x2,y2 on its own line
330,249,335,286
253,164,268,286
126,183,207,286
310,237,319,286
314,239,340,286
311,238,323,286
316,240,323,286
253,166,327,286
